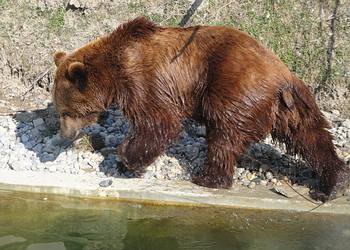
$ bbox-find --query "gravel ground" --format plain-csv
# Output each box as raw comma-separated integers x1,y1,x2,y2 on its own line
0,104,349,194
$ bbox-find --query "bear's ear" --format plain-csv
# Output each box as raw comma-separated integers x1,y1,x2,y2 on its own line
54,51,67,66
67,62,87,91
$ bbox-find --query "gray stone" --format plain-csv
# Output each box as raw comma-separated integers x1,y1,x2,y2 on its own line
33,118,45,127
32,143,43,153
30,128,41,140
41,153,55,162
99,179,113,187
43,142,57,153
15,112,36,123
21,134,29,143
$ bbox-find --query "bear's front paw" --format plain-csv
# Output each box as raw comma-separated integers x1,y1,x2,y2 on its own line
312,168,350,202
192,172,233,189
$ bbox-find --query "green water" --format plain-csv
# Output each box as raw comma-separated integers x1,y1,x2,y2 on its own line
0,190,350,250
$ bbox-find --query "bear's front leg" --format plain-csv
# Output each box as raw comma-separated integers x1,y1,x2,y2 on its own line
192,130,238,188
117,118,181,176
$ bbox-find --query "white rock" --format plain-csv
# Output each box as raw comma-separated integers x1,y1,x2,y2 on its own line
343,119,350,129
331,109,340,116
48,165,56,172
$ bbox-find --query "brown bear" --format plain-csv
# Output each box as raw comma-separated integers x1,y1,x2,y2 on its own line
53,17,349,201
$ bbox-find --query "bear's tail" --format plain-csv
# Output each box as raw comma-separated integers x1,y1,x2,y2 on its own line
272,77,349,200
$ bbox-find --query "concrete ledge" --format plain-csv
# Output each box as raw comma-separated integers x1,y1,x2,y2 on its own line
0,169,349,214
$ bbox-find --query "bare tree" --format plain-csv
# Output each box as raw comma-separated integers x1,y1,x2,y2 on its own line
317,0,340,93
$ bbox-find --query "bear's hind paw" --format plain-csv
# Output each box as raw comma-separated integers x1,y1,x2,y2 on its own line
192,173,233,189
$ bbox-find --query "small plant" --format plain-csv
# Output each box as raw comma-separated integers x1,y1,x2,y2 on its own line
0,0,7,8
48,6,65,31
73,134,94,152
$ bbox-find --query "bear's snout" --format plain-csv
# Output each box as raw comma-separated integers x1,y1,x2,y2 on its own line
59,116,83,140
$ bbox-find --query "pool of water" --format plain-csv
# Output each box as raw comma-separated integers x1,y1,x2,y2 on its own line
0,190,350,250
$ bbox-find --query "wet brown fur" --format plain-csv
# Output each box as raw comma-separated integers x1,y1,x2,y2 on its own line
53,17,350,201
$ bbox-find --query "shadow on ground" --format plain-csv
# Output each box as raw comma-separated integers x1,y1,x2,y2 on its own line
12,103,318,191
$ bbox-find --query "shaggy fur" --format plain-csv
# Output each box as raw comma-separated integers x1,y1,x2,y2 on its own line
53,17,350,201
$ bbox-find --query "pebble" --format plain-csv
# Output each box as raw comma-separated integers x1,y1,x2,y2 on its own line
271,178,278,184
265,172,273,180
343,119,350,129
0,105,349,192
48,165,56,172
248,181,256,189
99,179,113,187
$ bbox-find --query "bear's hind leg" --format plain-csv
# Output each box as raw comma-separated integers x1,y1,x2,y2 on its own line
193,129,243,188
118,116,182,176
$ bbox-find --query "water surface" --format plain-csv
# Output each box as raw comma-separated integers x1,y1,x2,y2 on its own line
0,190,349,250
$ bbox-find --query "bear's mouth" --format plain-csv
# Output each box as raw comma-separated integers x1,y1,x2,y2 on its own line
59,127,81,141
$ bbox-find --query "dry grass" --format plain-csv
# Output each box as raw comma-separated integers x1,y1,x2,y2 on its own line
0,0,349,115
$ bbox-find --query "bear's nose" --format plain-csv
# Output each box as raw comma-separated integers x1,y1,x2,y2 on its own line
59,128,80,141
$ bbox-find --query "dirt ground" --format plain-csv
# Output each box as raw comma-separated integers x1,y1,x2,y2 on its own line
0,0,349,116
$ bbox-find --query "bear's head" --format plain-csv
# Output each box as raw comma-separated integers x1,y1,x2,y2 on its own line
53,51,107,140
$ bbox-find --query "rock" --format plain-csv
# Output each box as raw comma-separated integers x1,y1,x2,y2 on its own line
99,179,113,187
41,153,55,162
67,0,101,10
236,168,245,175
271,178,278,184
43,141,57,153
343,119,350,129
33,118,45,127
30,128,41,140
70,167,79,175
48,165,56,172
32,143,43,153
331,109,340,116
248,181,256,189
252,177,262,185
265,171,273,180
21,134,29,143
15,112,36,123
260,180,268,186
246,172,256,181
242,179,250,186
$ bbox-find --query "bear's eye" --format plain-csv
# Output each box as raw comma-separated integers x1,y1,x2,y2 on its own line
62,112,71,118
